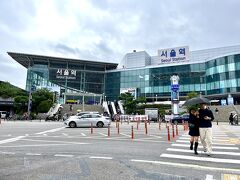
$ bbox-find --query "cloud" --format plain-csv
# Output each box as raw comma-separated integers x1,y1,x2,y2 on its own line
0,0,240,89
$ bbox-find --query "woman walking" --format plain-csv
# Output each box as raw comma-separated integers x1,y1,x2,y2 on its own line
189,109,200,155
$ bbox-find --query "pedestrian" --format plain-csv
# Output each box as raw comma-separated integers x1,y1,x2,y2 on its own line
69,104,73,111
198,103,214,156
188,109,200,155
215,108,219,114
229,113,234,125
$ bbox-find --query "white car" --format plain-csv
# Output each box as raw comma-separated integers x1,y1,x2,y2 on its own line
64,113,111,128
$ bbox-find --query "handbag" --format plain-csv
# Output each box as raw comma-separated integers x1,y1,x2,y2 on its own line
189,123,195,128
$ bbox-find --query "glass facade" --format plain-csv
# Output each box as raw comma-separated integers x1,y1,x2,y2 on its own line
8,49,240,103
106,54,240,101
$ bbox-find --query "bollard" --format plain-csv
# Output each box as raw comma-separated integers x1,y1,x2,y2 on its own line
159,121,161,131
176,124,178,136
131,125,134,139
137,121,139,130
167,126,170,141
117,122,120,134
91,123,93,134
108,124,110,137
145,121,148,135
182,120,185,131
172,124,175,138
0,118,1,124
128,116,130,124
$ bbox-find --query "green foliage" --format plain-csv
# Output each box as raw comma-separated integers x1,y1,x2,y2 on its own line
119,93,147,114
0,81,27,98
187,91,198,99
32,88,54,113
14,95,28,114
37,99,53,113
119,92,170,115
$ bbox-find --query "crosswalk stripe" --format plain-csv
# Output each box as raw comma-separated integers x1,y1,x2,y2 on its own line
99,133,108,137
182,134,228,137
167,148,240,156
160,153,240,164
176,140,235,145
172,144,239,150
81,133,86,136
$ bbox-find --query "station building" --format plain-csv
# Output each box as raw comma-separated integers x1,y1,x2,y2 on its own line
8,45,240,105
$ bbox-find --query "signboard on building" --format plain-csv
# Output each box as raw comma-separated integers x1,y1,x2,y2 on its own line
158,46,190,64
56,69,77,80
120,88,137,99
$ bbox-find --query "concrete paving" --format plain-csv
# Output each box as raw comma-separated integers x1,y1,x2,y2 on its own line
0,120,239,180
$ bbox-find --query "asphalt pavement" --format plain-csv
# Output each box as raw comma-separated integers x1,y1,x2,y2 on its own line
0,120,239,180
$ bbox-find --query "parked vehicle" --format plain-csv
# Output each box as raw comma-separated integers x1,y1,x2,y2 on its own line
0,111,7,119
64,113,111,128
171,114,189,124
145,108,158,122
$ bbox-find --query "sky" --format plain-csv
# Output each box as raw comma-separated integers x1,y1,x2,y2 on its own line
0,0,240,89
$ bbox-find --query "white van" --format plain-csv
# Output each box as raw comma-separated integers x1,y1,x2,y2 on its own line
0,111,7,119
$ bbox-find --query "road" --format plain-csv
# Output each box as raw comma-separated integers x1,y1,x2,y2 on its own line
0,120,239,180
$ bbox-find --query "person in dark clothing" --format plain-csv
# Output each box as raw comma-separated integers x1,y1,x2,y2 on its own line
229,113,234,125
198,104,214,156
188,109,200,155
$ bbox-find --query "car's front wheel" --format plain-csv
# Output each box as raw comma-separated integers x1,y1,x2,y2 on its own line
97,121,104,128
69,121,76,128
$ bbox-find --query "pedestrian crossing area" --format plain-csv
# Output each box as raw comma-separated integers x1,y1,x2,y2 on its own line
160,130,240,168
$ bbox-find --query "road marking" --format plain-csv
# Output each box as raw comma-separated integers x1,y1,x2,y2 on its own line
99,133,108,137
0,136,25,145
0,144,76,148
131,159,240,172
26,153,41,156
89,156,113,160
160,153,240,164
0,151,15,155
205,174,214,180
148,135,163,139
172,144,239,150
43,134,47,136
35,127,65,135
21,138,90,145
62,133,68,136
54,154,74,158
176,140,235,145
167,148,240,156
120,133,131,137
25,134,29,136
81,133,86,136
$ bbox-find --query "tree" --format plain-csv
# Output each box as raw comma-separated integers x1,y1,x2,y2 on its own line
37,99,53,113
119,93,147,114
0,81,27,98
14,96,28,114
185,91,199,112
31,88,54,113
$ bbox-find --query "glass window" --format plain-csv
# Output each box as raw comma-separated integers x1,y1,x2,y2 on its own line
230,79,237,87
195,84,200,91
219,80,225,88
201,84,206,91
145,75,149,81
145,87,150,93
189,84,195,91
228,63,235,72
159,86,164,92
